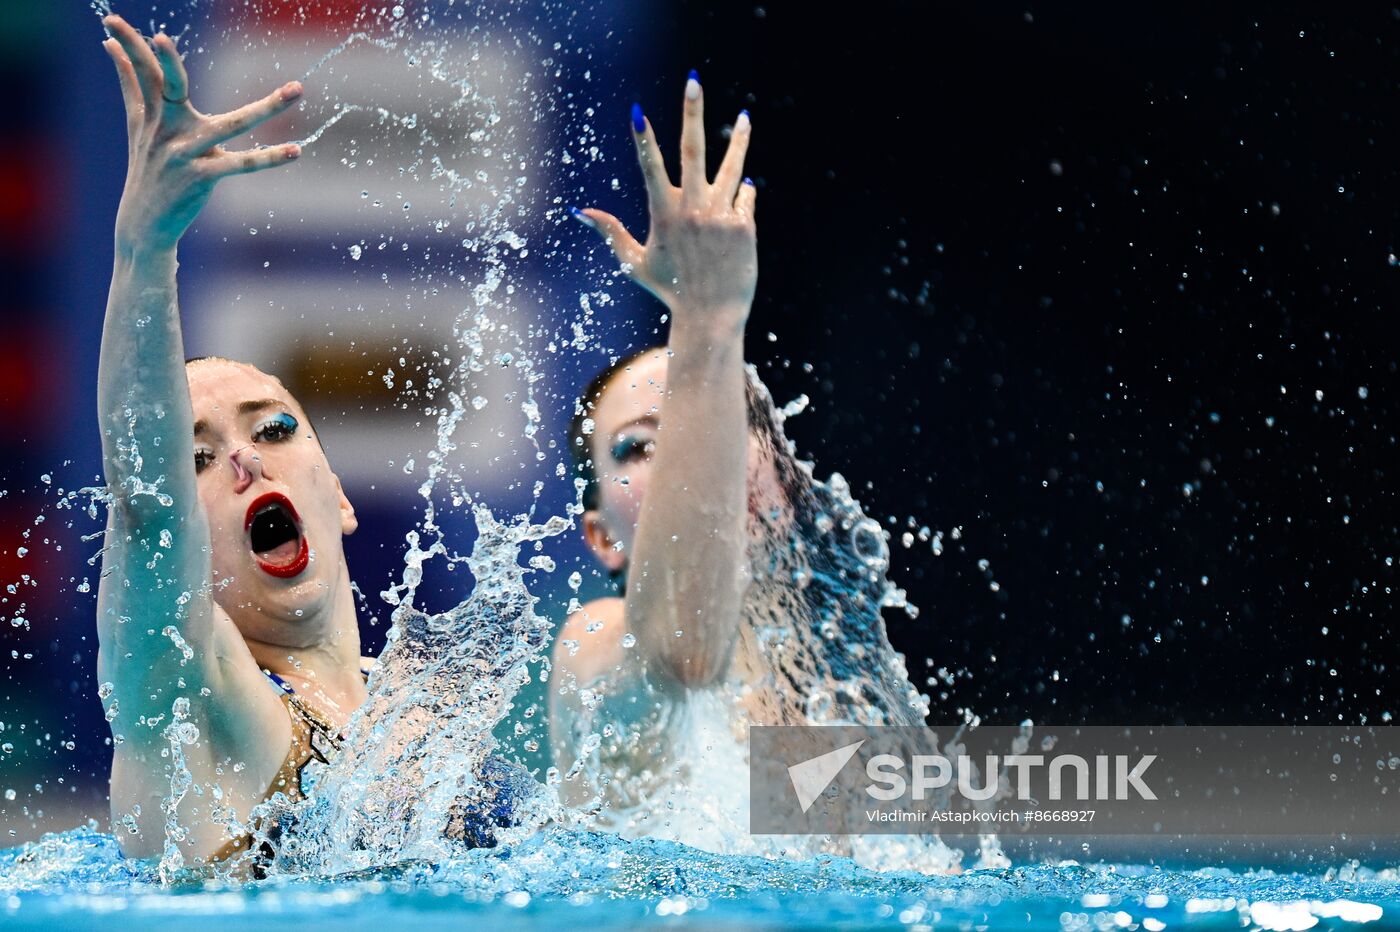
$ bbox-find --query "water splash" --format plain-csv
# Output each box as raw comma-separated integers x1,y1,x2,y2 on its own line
5,825,1400,931
292,105,394,150
157,697,199,882
277,504,568,874
299,32,404,84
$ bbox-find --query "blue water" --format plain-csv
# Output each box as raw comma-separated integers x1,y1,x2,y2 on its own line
3,827,1398,930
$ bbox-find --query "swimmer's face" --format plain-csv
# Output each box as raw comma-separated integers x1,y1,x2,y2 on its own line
582,351,787,575
186,360,356,646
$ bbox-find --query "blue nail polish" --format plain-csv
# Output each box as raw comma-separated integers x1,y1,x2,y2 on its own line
631,102,645,133
743,177,755,186
568,205,581,216
739,109,750,120
688,69,700,84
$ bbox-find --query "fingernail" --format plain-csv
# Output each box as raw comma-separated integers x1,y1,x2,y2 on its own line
286,144,302,160
743,177,754,186
686,70,701,102
281,81,304,102
688,68,700,84
569,206,595,227
631,102,645,133
737,109,750,128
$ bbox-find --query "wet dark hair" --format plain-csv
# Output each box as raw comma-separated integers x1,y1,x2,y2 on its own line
185,355,324,450
568,346,658,513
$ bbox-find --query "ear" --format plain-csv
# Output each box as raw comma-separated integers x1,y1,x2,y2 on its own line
333,472,358,535
582,509,626,573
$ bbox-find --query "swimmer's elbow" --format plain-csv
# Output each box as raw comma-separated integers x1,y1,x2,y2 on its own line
654,643,733,689
663,661,722,688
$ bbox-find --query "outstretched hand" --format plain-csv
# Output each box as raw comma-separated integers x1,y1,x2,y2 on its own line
103,15,304,256
577,71,758,323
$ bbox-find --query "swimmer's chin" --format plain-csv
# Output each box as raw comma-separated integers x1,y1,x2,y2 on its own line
225,554,340,624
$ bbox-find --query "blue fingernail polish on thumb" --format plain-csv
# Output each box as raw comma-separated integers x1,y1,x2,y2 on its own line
743,177,755,186
631,103,645,133
569,206,595,226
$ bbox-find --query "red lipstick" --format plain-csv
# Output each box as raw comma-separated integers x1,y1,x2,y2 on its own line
245,492,309,579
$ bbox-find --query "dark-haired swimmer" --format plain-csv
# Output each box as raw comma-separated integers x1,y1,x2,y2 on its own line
96,16,518,867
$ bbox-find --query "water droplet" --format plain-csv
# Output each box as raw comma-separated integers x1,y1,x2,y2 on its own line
162,626,194,662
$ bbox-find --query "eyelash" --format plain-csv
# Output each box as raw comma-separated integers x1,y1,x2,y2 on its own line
253,412,299,443
611,436,656,462
193,412,299,474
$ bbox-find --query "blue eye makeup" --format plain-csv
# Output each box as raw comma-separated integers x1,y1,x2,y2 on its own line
253,411,299,443
610,434,656,462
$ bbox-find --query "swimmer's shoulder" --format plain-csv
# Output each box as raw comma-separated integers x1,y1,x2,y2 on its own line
553,596,628,687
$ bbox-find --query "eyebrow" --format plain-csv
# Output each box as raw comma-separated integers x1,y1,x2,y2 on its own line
193,398,290,437
608,415,660,441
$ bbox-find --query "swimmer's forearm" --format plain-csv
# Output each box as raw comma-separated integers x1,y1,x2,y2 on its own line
626,306,750,687
98,247,198,521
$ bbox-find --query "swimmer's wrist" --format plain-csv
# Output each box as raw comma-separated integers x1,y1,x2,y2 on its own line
112,239,178,274
665,300,751,338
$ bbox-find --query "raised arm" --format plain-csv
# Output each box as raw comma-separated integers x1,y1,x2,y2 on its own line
575,73,757,687
96,15,304,858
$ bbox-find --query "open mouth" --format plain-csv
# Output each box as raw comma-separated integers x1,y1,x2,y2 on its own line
244,492,309,579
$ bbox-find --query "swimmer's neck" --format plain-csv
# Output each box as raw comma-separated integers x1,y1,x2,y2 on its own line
242,566,368,721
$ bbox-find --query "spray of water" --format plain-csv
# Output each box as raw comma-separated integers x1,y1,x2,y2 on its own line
275,505,568,874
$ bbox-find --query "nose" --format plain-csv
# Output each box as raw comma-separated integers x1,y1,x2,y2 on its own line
229,444,264,494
